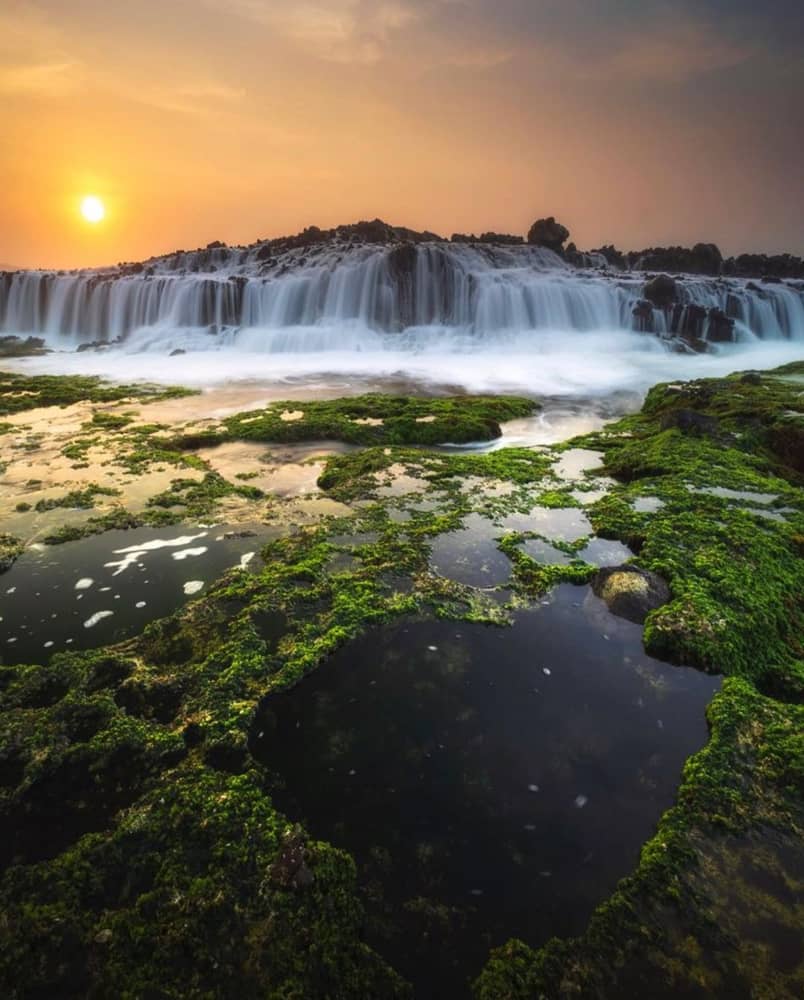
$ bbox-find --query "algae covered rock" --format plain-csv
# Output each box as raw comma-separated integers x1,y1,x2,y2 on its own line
592,565,670,623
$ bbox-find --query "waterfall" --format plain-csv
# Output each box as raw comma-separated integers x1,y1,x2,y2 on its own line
2,242,803,354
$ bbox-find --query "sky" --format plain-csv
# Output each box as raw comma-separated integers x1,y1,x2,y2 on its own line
2,0,803,268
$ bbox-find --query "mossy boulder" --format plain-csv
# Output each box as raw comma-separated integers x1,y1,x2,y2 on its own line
592,564,671,623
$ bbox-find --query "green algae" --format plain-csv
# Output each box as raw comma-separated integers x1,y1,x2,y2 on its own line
33,483,121,512
474,365,804,999
220,394,538,447
1,364,802,998
0,371,194,416
0,533,24,573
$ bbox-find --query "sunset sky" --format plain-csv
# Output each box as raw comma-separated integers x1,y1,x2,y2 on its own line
3,0,803,269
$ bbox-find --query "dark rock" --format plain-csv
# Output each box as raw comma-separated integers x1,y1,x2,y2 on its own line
643,274,678,308
660,408,719,436
740,371,762,385
206,240,226,249
387,242,417,281
169,349,186,357
592,565,671,624
0,335,48,358
76,340,113,353
527,216,570,252
706,308,735,342
267,829,315,890
632,299,654,332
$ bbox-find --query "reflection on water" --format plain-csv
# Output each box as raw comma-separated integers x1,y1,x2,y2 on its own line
501,506,591,540
251,584,719,997
429,513,510,587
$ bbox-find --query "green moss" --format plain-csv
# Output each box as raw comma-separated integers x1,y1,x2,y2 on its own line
34,484,121,513
86,409,135,430
474,363,804,999
2,365,802,998
0,371,194,416
225,394,537,446
0,533,24,573
147,472,264,519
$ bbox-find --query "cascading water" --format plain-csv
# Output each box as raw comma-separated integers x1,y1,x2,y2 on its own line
2,242,803,354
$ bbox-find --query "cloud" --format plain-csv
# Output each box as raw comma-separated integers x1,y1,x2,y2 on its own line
206,0,421,64
0,59,83,97
590,23,754,83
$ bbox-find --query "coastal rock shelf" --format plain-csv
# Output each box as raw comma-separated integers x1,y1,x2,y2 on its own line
2,232,803,356
0,362,801,1000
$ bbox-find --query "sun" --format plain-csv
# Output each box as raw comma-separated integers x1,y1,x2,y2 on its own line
80,195,105,224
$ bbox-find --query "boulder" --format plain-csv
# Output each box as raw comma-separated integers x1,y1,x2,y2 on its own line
671,303,707,348
643,274,678,308
592,565,671,624
527,216,570,252
706,308,735,342
632,299,654,332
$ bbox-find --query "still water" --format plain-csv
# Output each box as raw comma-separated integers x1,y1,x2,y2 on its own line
251,583,720,997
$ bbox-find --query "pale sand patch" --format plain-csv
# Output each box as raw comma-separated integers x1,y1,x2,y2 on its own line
415,415,436,423
353,417,383,426
280,409,304,422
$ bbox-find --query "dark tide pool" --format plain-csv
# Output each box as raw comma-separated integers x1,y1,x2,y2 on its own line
251,583,720,998
0,525,268,664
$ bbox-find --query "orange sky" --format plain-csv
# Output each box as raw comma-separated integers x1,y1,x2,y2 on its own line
2,0,803,269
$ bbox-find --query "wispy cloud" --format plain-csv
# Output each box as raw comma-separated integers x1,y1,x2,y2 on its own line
206,0,421,64
143,80,248,114
0,59,83,97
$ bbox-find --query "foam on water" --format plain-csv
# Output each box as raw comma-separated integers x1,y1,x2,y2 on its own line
7,334,802,400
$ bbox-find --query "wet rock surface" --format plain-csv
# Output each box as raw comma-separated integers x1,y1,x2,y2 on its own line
592,565,671,623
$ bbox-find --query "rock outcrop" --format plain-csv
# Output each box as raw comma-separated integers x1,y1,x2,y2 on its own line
527,217,570,252
643,274,678,308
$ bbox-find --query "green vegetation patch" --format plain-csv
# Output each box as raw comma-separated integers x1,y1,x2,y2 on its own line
33,484,121,513
172,394,538,450
0,371,194,416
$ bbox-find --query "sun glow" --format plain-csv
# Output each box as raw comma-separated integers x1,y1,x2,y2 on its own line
80,195,105,224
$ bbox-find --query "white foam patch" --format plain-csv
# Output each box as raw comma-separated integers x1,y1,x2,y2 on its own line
84,610,114,628
114,532,207,554
183,580,204,595
239,551,255,569
135,601,146,608
75,577,94,590
105,551,145,577
171,546,208,561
